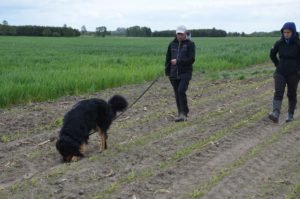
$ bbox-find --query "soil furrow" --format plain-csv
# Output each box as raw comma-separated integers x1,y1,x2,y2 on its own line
202,124,300,199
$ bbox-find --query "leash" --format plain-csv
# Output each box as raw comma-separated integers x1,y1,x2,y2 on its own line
48,74,161,142
88,74,161,136
115,74,161,120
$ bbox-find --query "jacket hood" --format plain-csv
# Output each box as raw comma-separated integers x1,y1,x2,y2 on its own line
281,22,298,41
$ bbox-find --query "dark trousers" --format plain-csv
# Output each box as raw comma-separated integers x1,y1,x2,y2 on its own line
273,72,300,113
170,78,190,116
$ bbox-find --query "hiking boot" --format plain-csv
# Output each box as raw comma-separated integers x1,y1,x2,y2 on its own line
175,113,187,122
285,112,294,123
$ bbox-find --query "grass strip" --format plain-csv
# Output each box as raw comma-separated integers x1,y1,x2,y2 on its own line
285,183,300,199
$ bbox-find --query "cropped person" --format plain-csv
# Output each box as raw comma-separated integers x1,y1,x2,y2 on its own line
165,25,196,122
269,22,300,123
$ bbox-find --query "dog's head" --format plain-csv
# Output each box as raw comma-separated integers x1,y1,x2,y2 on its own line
56,136,83,162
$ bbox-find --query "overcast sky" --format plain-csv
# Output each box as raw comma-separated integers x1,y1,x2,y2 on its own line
1,0,300,33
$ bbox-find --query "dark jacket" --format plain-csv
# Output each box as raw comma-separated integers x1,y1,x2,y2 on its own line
270,22,300,76
165,38,195,79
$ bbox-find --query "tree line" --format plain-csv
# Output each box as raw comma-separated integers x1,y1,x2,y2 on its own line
152,27,227,37
1,20,282,37
0,22,80,37
105,26,227,37
107,26,281,37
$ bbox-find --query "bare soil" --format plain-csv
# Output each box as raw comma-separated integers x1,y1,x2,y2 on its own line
1,65,300,199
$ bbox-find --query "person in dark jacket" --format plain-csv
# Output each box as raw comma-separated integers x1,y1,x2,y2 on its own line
165,25,196,122
269,22,300,123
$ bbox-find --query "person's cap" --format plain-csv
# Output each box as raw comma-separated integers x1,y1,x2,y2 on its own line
176,25,187,34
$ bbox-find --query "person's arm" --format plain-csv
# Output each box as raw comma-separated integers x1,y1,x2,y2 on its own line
165,43,171,76
297,40,300,59
270,41,279,67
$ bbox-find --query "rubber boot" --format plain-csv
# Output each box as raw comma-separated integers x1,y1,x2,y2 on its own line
286,100,296,122
175,113,187,122
268,100,282,123
285,112,294,122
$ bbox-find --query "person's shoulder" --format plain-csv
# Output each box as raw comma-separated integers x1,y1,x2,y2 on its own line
169,38,177,45
184,39,195,45
187,39,195,47
185,39,194,43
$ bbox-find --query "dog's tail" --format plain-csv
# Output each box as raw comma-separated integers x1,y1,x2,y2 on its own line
108,95,128,113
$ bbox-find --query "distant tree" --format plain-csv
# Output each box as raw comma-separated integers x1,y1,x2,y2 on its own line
0,24,16,35
227,32,241,37
61,27,75,36
81,25,87,35
141,26,151,37
152,28,227,37
52,32,61,37
96,26,107,37
126,26,152,37
63,24,67,28
111,27,126,36
152,30,174,37
249,31,280,37
2,20,8,25
42,28,52,36
116,27,126,33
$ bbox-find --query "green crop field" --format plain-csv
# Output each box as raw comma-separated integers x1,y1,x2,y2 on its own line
0,36,276,108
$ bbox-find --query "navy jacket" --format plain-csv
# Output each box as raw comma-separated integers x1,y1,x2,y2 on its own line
165,38,195,79
270,22,300,75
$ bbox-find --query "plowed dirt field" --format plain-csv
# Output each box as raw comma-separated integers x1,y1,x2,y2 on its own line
1,65,299,199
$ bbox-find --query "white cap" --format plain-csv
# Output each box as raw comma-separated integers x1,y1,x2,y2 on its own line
176,25,187,34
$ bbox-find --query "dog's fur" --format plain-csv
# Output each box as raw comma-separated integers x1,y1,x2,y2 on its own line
56,95,128,162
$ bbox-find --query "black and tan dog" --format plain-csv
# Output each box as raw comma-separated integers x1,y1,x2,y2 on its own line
56,95,128,162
